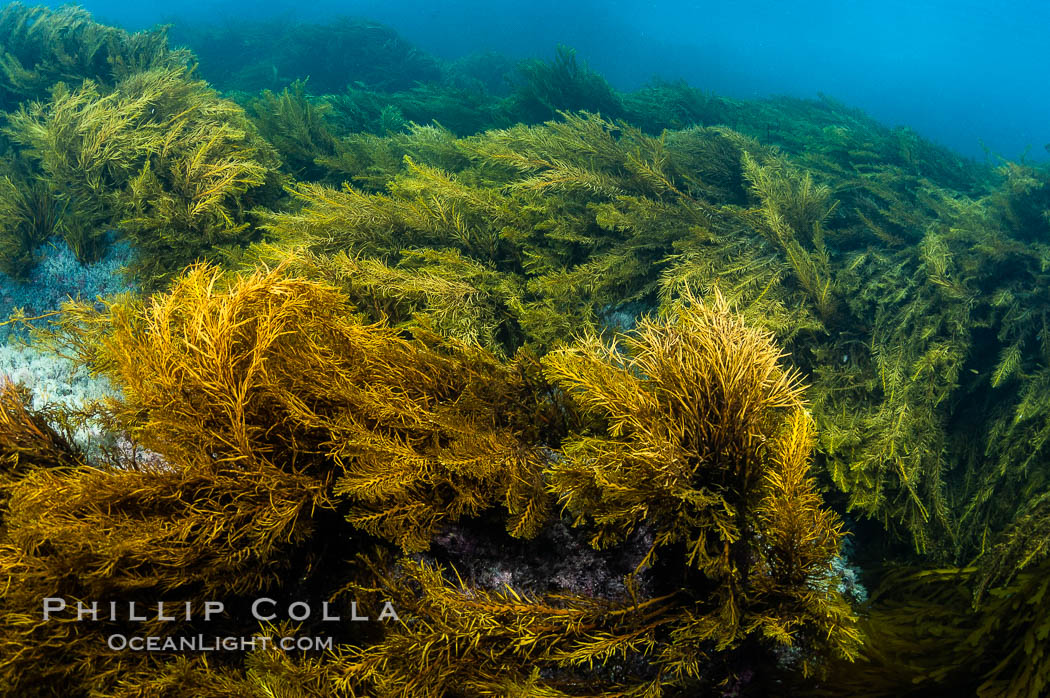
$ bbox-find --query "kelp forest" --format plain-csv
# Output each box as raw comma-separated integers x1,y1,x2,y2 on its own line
1,3,1049,696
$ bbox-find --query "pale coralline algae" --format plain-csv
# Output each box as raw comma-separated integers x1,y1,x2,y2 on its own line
0,343,113,412
0,236,130,449
0,343,117,451
0,235,134,343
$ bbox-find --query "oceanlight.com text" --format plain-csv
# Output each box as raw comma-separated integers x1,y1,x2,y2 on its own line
107,634,335,652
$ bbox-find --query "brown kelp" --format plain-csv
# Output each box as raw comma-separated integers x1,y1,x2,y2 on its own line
1,266,856,695
6,3,1050,696
0,2,189,109
2,66,282,281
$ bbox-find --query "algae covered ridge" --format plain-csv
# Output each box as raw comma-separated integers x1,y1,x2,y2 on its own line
1,2,1049,696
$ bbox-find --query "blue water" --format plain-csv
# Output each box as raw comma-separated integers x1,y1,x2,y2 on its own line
35,0,1049,162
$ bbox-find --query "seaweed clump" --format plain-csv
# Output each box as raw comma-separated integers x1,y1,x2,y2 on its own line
0,265,856,695
1,66,282,282
0,2,190,108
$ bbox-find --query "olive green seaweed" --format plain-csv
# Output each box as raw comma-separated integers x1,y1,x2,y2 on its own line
3,66,283,282
7,4,1050,695
0,2,190,108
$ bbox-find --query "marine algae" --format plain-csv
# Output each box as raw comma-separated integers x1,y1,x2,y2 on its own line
2,269,856,695
6,4,1050,696
2,66,282,281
